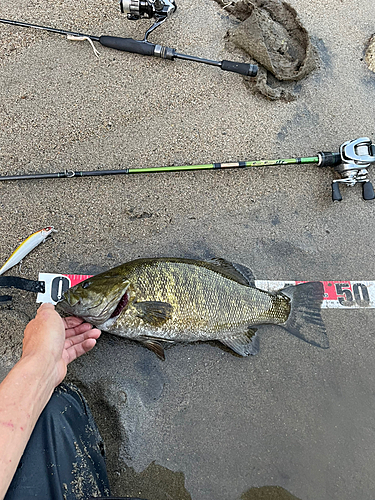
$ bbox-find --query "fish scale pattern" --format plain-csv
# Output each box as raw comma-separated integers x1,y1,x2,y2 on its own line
119,260,290,340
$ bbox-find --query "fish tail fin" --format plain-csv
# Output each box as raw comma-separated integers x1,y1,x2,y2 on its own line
280,282,329,349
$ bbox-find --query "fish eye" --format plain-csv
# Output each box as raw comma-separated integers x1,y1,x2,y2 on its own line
81,281,92,289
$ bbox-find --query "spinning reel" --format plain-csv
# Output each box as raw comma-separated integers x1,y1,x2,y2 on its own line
120,0,177,40
120,0,176,20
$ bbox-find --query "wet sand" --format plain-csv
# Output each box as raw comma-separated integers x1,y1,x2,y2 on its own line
0,0,375,498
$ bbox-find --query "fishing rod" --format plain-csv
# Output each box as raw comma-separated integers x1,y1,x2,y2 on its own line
1,138,374,201
0,0,258,78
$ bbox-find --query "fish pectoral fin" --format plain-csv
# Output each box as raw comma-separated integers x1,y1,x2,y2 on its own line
134,301,173,327
138,338,166,360
220,328,260,356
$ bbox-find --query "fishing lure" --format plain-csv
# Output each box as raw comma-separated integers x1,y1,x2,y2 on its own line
0,227,57,276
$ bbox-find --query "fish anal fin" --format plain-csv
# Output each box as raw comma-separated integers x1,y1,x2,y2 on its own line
134,301,173,327
205,258,256,287
220,328,260,356
139,339,165,360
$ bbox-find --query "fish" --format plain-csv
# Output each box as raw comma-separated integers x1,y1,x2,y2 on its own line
0,226,57,276
57,257,329,359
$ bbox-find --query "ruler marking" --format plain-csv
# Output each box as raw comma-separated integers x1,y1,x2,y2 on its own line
37,274,375,308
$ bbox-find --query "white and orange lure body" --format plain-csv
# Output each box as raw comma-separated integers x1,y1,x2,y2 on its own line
0,226,57,276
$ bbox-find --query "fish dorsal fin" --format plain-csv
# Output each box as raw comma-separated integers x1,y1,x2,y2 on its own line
220,328,260,356
138,338,166,360
133,257,255,286
205,258,256,287
134,301,173,327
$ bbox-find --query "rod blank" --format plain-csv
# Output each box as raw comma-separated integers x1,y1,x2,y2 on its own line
0,157,321,182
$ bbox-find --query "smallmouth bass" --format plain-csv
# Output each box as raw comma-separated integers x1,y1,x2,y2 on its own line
58,257,328,359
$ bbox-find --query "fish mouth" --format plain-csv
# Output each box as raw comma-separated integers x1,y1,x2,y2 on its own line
110,291,129,318
59,280,130,324
63,289,79,307
57,289,79,313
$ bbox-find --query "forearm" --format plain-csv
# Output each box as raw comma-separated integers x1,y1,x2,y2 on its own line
0,355,56,499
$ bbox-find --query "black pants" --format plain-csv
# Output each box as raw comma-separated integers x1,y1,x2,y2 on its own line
5,383,118,500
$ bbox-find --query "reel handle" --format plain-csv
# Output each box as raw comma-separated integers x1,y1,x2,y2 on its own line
363,181,375,200
332,180,375,201
332,182,342,202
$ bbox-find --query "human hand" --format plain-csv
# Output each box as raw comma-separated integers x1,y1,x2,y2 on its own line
22,303,101,387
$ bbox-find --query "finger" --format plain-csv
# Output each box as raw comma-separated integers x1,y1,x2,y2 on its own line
64,328,101,349
64,338,97,364
38,302,55,312
63,316,85,329
65,322,96,339
34,303,63,330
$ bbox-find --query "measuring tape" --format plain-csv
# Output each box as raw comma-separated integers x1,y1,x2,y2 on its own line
37,273,375,309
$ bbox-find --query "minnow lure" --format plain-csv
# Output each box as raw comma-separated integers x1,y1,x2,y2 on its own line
0,227,57,276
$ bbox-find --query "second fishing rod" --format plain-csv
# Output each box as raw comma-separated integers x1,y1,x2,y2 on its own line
1,138,374,202
0,0,258,78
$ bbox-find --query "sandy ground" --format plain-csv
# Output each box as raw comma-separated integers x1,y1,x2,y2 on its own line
0,0,375,499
